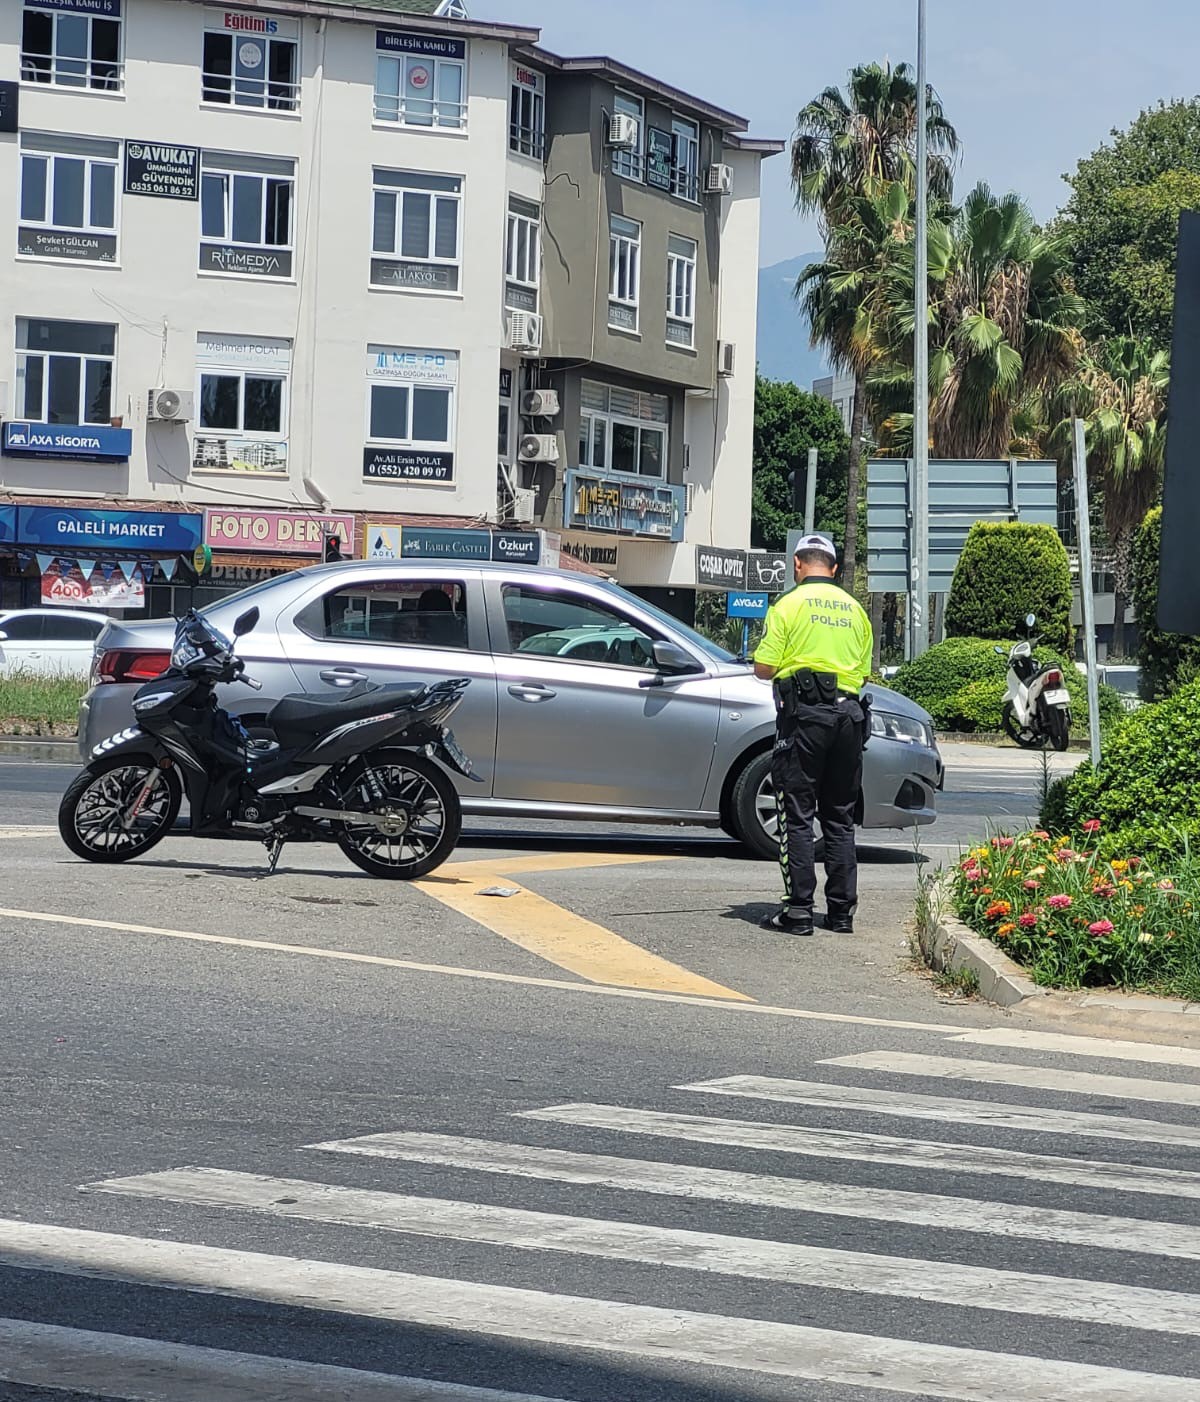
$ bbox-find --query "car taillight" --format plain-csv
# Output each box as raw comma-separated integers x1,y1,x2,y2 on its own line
1045,668,1063,686
95,649,171,684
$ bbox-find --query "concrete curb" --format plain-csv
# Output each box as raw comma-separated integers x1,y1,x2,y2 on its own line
919,877,1200,1038
0,737,77,761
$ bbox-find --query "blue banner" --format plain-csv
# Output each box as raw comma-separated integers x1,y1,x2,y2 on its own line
28,0,121,14
726,591,770,620
0,507,15,545
3,421,132,463
565,471,685,543
17,507,203,554
377,29,466,59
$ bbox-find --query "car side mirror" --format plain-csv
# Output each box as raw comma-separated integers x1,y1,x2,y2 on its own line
233,607,259,637
0,631,8,642
652,640,697,674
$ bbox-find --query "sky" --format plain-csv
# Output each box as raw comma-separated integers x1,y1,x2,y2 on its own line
474,0,1200,268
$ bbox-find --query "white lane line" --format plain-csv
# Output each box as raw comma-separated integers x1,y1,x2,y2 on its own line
679,1075,1200,1148
822,1052,1200,1108
2,1218,1197,1402
84,1166,1200,1338
312,1129,1200,1261
946,1029,1200,1070
520,1104,1200,1205
0,1318,573,1402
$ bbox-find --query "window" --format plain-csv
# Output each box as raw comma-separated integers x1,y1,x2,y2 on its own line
509,63,544,158
202,15,300,112
200,152,295,278
0,615,44,642
608,215,641,333
671,116,700,200
371,170,462,293
43,615,104,641
21,3,122,91
193,334,291,476
611,91,643,180
364,347,458,484
502,585,661,670
19,132,119,264
666,234,697,347
375,35,466,129
577,380,668,479
505,196,540,312
16,318,115,426
299,580,469,651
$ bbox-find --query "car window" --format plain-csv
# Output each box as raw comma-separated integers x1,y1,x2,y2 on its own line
503,585,660,670
296,579,469,650
0,615,43,641
42,615,104,641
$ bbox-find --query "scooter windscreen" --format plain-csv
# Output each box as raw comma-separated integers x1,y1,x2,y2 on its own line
170,612,233,671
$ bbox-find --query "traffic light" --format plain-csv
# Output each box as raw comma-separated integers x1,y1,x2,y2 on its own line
322,533,343,563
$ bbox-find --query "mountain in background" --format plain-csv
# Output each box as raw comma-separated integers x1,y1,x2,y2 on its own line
755,253,830,390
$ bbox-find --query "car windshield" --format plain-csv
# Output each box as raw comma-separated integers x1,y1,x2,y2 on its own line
596,581,741,665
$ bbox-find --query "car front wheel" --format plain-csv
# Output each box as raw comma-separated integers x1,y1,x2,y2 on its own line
730,749,826,861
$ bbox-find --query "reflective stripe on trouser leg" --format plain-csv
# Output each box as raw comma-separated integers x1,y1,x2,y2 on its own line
775,778,793,905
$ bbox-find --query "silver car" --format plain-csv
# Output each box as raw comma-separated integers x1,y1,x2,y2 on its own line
77,560,941,858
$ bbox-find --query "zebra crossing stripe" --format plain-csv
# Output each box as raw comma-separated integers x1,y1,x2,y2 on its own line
519,1103,1200,1201
677,1075,1200,1147
1,1217,1198,1402
0,1318,574,1402
945,1028,1200,1070
821,1052,1200,1106
85,1164,1200,1335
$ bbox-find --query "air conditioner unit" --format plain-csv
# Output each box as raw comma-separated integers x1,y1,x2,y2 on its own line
684,482,697,514
705,163,734,196
717,341,736,377
518,433,559,464
147,387,194,423
508,311,543,355
606,112,639,148
511,487,536,523
521,388,559,417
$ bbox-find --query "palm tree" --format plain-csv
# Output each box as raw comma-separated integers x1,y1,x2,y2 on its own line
791,61,958,590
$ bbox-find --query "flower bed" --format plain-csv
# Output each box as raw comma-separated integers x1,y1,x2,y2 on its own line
950,824,1200,1001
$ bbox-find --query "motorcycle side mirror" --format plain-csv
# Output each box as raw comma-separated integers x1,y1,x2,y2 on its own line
1024,613,1037,630
994,645,1006,656
233,607,260,637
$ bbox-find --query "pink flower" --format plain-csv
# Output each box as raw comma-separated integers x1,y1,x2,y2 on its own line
1157,878,1175,891
1047,894,1073,910
1088,919,1115,936
1019,913,1038,928
1082,820,1101,835
1054,849,1078,864
1031,830,1050,840
992,837,1015,850
1023,879,1040,891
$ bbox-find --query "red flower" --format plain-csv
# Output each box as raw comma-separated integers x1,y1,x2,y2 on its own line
1031,830,1050,840
1019,913,1038,928
1023,879,1040,891
1046,894,1073,910
1082,819,1101,835
1088,919,1115,936
984,900,1012,920
992,836,1015,850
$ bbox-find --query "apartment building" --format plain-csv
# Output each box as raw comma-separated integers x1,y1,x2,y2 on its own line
0,0,780,616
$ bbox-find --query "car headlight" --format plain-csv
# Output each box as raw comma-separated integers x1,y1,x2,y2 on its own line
871,709,934,748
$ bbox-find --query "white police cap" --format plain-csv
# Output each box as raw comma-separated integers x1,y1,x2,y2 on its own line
793,533,838,561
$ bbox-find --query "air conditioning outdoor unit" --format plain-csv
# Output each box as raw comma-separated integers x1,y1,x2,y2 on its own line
508,311,543,355
518,433,559,464
521,388,559,417
705,163,734,196
717,341,736,377
147,388,194,423
510,487,536,523
606,112,639,148
684,481,697,514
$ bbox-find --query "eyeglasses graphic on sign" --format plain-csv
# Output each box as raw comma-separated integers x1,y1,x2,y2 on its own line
752,558,786,586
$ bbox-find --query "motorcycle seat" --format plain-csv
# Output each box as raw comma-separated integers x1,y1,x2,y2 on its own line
268,681,429,737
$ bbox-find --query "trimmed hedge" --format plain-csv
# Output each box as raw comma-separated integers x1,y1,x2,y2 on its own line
1132,506,1200,699
1040,677,1200,861
944,522,1073,654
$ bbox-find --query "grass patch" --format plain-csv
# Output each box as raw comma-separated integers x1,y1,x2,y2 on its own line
930,964,981,999
0,670,87,734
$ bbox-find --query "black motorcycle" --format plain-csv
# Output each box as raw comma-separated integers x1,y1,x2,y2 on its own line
58,606,475,879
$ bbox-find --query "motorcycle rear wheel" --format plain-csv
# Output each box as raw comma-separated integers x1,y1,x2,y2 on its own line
1001,701,1049,750
1047,707,1071,752
330,748,461,880
58,755,182,863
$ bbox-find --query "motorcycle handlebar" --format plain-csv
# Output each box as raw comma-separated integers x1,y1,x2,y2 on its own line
240,675,263,691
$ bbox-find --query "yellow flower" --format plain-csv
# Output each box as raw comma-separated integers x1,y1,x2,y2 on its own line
1028,865,1047,878
1138,931,1155,944
1119,880,1134,891
1110,859,1128,874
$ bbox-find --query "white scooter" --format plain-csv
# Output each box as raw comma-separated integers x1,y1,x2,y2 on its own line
997,613,1071,752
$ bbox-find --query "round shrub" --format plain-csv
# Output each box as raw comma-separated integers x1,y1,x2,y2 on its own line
944,521,1073,654
949,677,1004,731
1132,506,1200,699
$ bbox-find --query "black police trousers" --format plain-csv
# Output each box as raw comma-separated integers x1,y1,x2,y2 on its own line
772,697,865,917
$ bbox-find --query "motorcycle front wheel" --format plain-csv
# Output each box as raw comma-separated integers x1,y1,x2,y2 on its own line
58,755,182,863
1001,700,1049,750
329,748,461,880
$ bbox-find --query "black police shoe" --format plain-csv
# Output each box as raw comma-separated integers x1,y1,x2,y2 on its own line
825,912,855,934
762,907,815,936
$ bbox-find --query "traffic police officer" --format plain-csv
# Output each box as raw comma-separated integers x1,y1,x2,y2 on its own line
753,534,874,936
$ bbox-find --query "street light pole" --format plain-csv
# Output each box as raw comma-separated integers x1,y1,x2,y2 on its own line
910,0,930,656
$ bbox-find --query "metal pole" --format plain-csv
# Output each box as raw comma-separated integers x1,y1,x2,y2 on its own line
741,619,750,659
1072,417,1101,766
910,0,930,657
804,445,818,535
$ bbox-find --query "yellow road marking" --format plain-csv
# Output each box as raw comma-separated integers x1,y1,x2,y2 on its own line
0,904,963,1031
417,860,750,1001
428,851,676,879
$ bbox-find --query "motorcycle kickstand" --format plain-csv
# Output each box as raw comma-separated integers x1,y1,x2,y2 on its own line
263,834,286,874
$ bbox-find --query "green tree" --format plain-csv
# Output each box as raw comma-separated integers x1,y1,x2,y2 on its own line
1058,99,1200,347
944,521,1074,653
791,60,959,591
751,375,849,550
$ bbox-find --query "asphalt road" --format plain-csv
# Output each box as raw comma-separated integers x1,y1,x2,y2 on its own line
7,743,1200,1402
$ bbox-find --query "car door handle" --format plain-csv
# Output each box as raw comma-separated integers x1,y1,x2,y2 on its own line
508,682,556,703
320,668,366,687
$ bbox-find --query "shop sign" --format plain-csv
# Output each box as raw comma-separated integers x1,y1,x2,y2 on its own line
726,591,769,620
0,508,16,544
370,260,458,293
491,531,540,565
376,29,466,59
363,524,403,560
646,127,674,191
4,422,131,463
745,551,789,593
363,448,454,483
193,435,287,476
696,546,747,590
28,0,121,13
504,282,536,313
124,141,200,200
564,471,684,543
17,507,202,552
199,244,292,278
210,565,289,584
204,509,355,554
559,533,618,569
42,563,144,610
0,81,18,136
214,9,299,37
400,527,490,561
18,228,117,264
366,349,458,385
